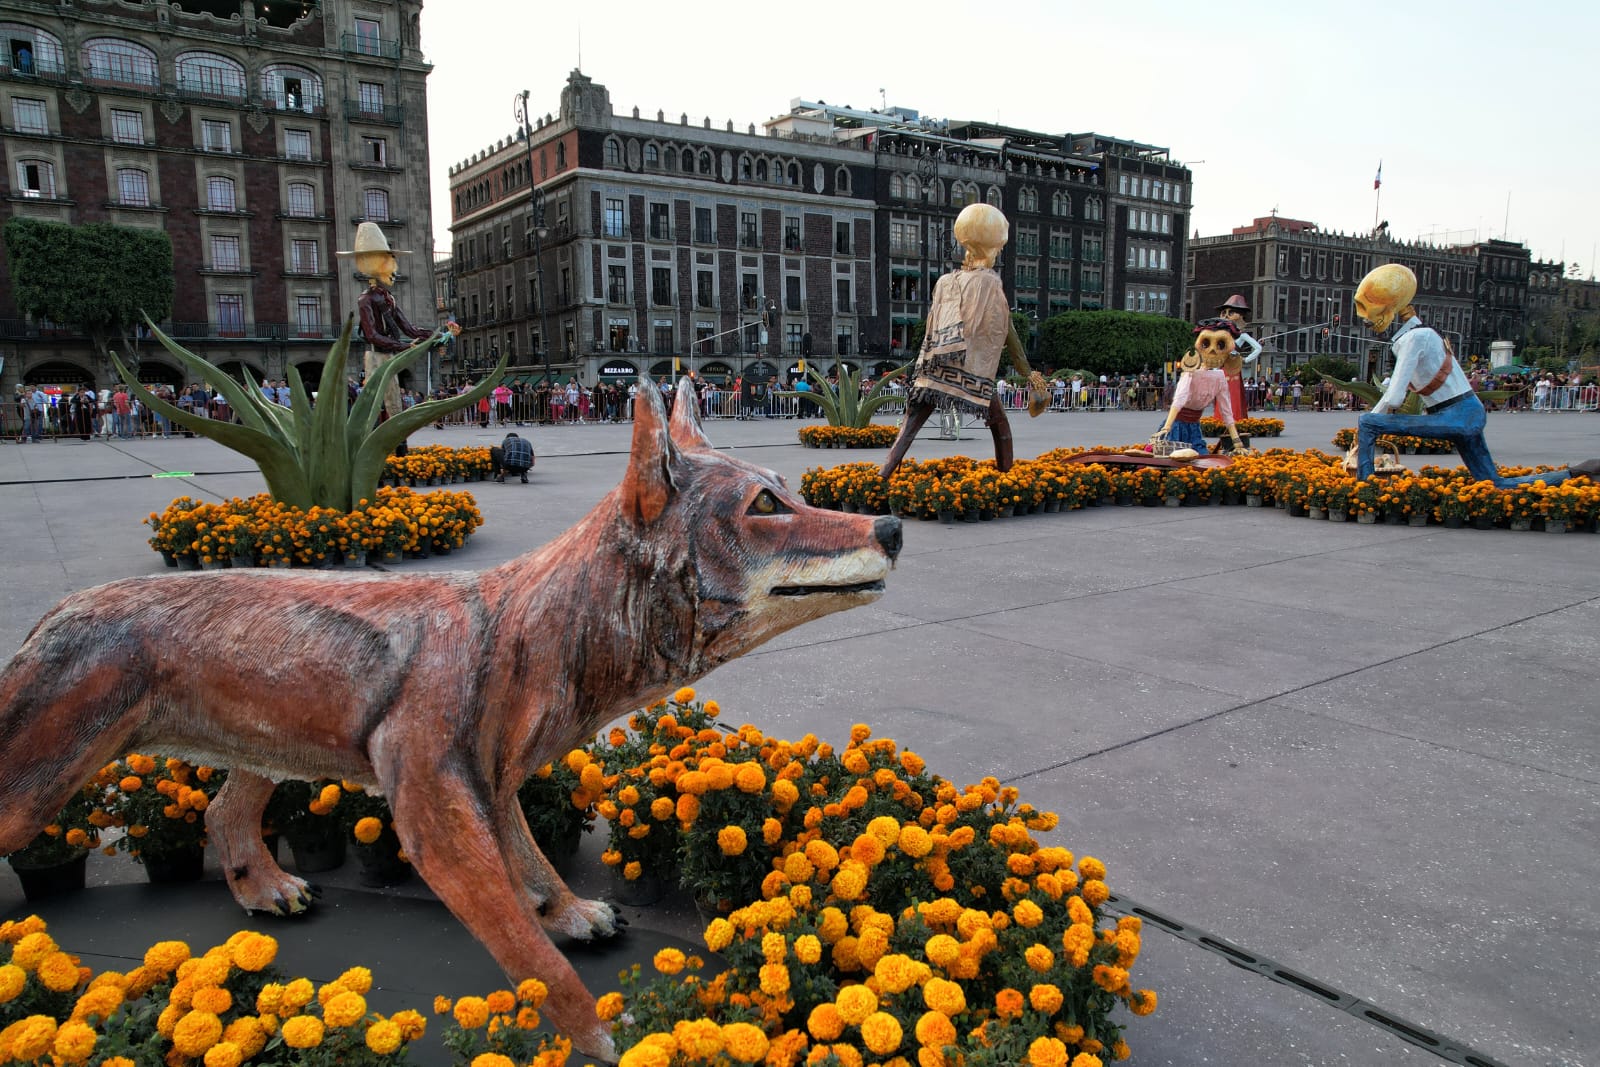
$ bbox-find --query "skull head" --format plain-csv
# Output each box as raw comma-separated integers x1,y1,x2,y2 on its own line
1194,328,1235,370
1354,263,1417,334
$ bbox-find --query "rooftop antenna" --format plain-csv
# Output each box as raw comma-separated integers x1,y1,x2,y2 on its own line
1502,191,1510,237
577,24,582,70
879,87,886,110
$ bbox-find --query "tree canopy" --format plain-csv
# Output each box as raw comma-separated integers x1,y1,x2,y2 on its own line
1035,310,1193,376
3,218,174,355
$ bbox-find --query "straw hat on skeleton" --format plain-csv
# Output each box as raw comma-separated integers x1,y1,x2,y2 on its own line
336,221,412,258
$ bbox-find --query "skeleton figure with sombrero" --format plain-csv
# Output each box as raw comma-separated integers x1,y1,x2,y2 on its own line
1213,293,1261,420
336,222,430,441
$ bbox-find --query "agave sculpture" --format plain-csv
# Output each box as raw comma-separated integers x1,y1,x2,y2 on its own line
779,362,909,428
1315,372,1512,415
112,315,507,512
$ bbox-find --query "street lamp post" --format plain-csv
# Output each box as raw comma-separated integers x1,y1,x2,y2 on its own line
515,90,554,392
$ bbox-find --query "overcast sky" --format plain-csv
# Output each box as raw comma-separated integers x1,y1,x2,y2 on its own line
421,0,1597,278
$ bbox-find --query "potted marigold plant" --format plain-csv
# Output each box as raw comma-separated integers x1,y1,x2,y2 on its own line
264,780,348,873
584,690,712,904
2,782,103,900
336,785,411,887
1436,489,1470,528
1325,477,1354,521
517,758,594,864
1400,477,1438,527
102,755,225,882
1502,484,1541,531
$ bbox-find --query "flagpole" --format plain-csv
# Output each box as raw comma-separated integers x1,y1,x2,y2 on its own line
1373,160,1382,232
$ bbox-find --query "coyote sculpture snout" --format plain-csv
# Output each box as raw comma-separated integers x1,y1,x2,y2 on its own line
0,380,901,1060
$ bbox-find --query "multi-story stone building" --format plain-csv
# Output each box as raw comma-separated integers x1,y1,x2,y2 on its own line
1450,238,1531,359
1071,133,1190,320
446,75,1190,386
0,0,436,395
1187,214,1480,376
448,72,877,389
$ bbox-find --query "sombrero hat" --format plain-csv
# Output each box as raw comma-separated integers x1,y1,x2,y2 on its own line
336,221,412,257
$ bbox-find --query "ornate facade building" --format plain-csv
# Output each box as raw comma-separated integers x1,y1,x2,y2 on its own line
1187,215,1480,377
446,73,1191,387
0,0,436,394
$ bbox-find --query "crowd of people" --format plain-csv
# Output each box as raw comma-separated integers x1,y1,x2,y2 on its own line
9,366,1598,442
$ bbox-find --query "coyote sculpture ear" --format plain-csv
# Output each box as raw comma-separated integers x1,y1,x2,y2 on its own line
620,378,677,524
670,378,713,452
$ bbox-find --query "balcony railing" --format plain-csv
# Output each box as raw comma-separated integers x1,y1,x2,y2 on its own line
166,321,338,341
175,72,248,103
340,33,401,59
348,100,404,124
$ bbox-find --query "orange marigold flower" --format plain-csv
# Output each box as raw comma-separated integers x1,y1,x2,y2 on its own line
717,825,748,856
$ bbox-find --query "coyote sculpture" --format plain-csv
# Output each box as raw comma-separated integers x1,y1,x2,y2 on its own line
0,381,902,1060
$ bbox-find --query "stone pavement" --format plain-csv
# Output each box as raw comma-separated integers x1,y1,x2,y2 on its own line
2,408,1597,1066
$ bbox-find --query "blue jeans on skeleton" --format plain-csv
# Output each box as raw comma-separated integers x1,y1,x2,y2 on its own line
1357,393,1570,488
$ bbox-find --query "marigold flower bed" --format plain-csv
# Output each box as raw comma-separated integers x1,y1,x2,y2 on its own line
0,916,567,1066
1330,428,1454,455
146,487,484,568
3,692,1155,1067
798,425,899,449
1200,416,1283,438
382,444,494,485
801,449,1599,530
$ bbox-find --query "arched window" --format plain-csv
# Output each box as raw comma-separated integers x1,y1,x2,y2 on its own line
604,138,621,166
176,50,246,99
260,64,323,112
890,174,903,199
739,155,752,180
755,158,767,182
556,142,566,169
903,175,919,201
204,175,236,212
682,147,696,173
928,180,943,206
115,167,149,207
789,162,801,186
985,185,1001,207
698,150,712,175
664,146,677,171
286,181,316,217
835,167,850,194
644,143,659,168
81,38,157,88
0,23,65,75
15,157,55,198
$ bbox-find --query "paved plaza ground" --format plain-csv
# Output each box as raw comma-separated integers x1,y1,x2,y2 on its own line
2,407,1597,1066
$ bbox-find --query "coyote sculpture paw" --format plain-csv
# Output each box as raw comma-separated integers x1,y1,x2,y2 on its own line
228,864,317,917
545,896,625,941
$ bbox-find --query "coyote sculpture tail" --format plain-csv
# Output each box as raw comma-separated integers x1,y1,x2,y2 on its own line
0,380,901,1060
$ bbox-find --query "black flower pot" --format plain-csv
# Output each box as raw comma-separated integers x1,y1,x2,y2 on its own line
9,853,88,901
355,827,412,887
287,828,347,873
143,847,206,884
